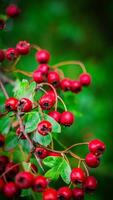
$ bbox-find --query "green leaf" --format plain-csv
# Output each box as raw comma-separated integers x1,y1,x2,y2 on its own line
44,114,61,133
5,132,18,150
0,116,11,135
43,156,71,184
14,79,36,101
22,162,31,171
19,140,30,153
24,111,40,133
33,132,52,146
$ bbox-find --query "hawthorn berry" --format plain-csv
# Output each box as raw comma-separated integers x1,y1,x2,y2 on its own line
72,188,84,200
5,48,18,61
43,188,57,200
47,71,60,87
0,178,5,192
35,147,48,159
70,168,85,184
71,80,82,93
15,171,34,189
0,19,5,30
60,111,74,126
88,139,106,156
0,50,5,61
3,182,19,198
5,162,19,180
6,4,21,17
38,64,50,75
57,186,72,200
5,97,19,111
32,175,48,192
84,176,98,193
48,151,61,157
16,126,26,139
16,41,30,55
37,120,52,136
85,153,100,168
0,134,5,147
79,73,91,86
39,94,55,110
48,111,61,122
60,78,71,91
30,164,38,173
18,98,33,112
33,70,45,83
36,49,50,63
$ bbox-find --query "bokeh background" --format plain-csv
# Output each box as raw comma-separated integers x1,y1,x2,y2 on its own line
0,0,113,199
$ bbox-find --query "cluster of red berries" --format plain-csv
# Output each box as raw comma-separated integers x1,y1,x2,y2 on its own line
0,4,21,30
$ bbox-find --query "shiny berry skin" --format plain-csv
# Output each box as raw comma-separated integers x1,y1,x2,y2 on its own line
38,64,50,75
80,73,91,86
70,168,85,184
3,182,18,198
88,139,106,156
84,176,98,193
85,153,100,168
30,164,38,173
5,48,18,61
19,98,32,112
15,171,34,189
0,178,5,191
6,4,21,17
57,186,72,200
72,188,84,200
32,175,48,192
0,134,5,147
35,147,48,159
33,70,45,83
60,78,71,91
0,19,5,30
71,80,82,93
5,162,19,180
48,111,61,122
0,49,5,61
16,126,26,139
16,41,30,55
48,151,61,157
36,49,50,63
37,120,52,136
5,97,19,111
60,111,74,126
39,94,55,110
43,188,57,200
47,71,60,87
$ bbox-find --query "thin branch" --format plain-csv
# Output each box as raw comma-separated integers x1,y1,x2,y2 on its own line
0,79,9,99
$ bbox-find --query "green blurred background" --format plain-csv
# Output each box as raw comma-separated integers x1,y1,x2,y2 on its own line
0,0,113,199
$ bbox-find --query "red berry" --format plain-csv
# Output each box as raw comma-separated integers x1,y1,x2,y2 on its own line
5,162,19,180
79,73,91,86
0,155,9,174
32,175,48,192
3,182,19,198
0,134,5,147
16,41,30,55
36,49,50,63
48,111,61,122
88,139,106,156
46,90,56,100
39,94,55,110
71,80,82,93
70,168,85,184
72,188,84,200
16,126,26,139
19,98,32,112
5,97,19,111
85,153,100,168
6,4,21,17
84,176,98,193
60,78,71,91
60,111,74,126
47,71,60,87
5,48,18,61
43,188,57,200
35,147,48,159
48,151,61,157
0,178,5,192
0,50,5,61
38,64,50,75
37,120,52,136
33,70,45,83
57,186,72,200
15,171,34,189
0,19,5,30
30,164,38,173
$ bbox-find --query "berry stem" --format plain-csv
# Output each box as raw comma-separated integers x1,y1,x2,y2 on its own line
52,61,87,73
62,142,89,153
0,163,20,178
14,69,32,77
82,161,89,176
0,79,9,99
57,95,67,111
31,44,41,51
